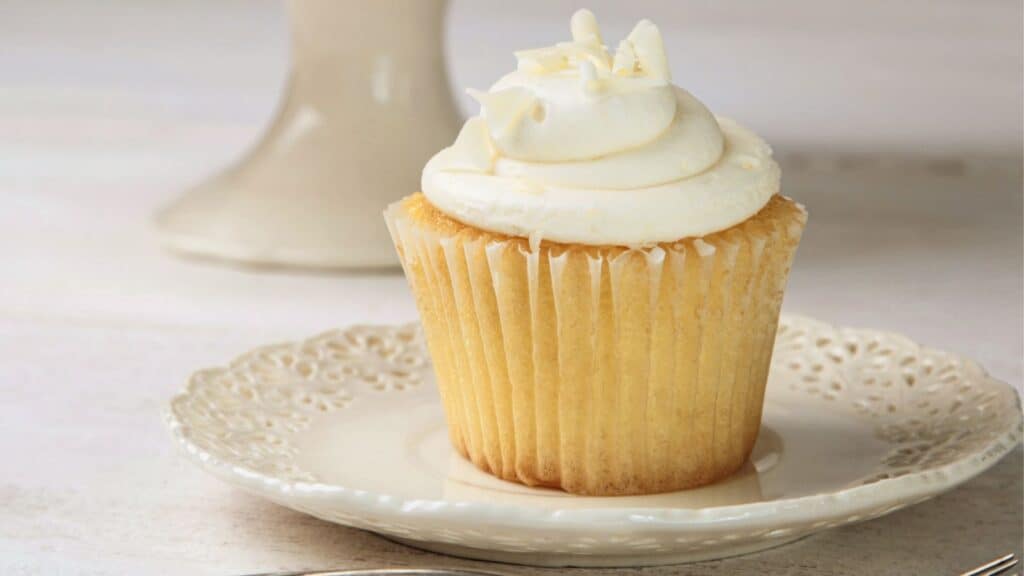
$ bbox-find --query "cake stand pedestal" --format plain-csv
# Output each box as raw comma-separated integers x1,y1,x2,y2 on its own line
155,0,460,269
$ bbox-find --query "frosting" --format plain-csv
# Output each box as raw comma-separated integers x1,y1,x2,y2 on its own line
422,10,779,246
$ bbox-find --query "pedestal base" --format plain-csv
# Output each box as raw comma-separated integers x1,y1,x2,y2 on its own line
155,0,459,269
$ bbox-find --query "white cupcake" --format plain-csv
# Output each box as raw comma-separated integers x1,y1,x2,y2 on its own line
386,10,806,495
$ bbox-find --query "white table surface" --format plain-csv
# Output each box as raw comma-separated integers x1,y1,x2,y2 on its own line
1,1,1021,574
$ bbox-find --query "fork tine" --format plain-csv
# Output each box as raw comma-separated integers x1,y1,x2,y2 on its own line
978,557,1019,576
962,554,1019,576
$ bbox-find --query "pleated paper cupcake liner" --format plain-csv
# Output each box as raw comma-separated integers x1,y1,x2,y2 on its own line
386,194,806,495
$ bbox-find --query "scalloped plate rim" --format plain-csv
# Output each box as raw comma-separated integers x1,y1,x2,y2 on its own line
164,314,1022,533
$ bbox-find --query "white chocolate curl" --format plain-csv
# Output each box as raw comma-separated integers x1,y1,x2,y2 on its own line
422,10,780,246
570,9,603,48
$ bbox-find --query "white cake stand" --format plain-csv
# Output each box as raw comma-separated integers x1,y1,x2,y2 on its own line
155,0,460,269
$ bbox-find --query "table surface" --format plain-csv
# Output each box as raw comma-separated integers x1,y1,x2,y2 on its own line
1,1,1021,575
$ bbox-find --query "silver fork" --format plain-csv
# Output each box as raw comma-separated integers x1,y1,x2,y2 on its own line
240,565,503,569
960,553,1019,576
243,556,1022,576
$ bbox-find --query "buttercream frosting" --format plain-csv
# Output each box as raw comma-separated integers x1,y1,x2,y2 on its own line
421,9,779,246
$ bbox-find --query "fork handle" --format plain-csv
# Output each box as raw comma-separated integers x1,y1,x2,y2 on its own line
239,565,503,569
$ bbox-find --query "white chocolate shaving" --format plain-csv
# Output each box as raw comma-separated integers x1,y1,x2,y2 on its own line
515,47,567,74
612,39,638,76
467,87,537,141
570,9,603,48
578,60,601,93
627,19,671,83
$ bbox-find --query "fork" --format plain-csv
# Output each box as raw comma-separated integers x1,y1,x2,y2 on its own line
960,553,1019,576
240,565,503,569
244,555,1021,576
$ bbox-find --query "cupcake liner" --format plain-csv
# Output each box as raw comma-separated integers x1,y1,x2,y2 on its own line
386,194,806,495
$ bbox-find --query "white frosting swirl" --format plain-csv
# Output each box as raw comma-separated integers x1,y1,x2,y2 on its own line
422,10,779,246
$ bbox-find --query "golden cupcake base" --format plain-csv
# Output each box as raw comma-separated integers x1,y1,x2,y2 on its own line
386,193,806,495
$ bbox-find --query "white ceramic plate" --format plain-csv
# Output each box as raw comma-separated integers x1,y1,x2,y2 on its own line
166,315,1021,567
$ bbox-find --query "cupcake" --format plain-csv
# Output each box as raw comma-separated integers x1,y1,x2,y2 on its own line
385,10,806,496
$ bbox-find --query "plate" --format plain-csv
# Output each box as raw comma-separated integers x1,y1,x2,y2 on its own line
166,315,1021,567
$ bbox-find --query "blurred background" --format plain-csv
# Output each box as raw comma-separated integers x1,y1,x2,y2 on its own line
1,0,1019,369
1,1,1021,573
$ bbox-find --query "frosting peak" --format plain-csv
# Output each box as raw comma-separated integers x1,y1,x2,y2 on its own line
422,10,779,246
478,11,677,163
